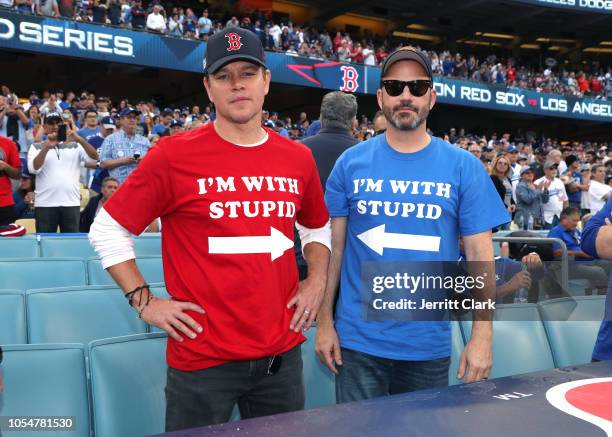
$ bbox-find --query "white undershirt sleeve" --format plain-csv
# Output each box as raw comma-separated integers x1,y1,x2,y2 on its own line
89,207,136,269
296,219,332,256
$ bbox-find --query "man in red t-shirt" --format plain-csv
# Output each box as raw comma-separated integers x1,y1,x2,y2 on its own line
0,136,22,227
89,28,331,431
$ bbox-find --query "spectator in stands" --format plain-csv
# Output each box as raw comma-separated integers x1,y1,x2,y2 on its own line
490,155,515,222
80,176,119,232
15,0,32,13
197,9,212,39
100,107,150,184
153,109,172,136
168,119,183,135
35,0,59,17
86,116,115,192
146,4,166,33
27,112,98,233
535,161,568,229
0,135,22,229
548,207,610,295
581,164,592,214
168,13,183,37
13,169,35,219
129,0,146,30
78,109,101,138
372,110,386,135
562,155,588,210
0,94,31,155
588,164,612,214
515,166,549,229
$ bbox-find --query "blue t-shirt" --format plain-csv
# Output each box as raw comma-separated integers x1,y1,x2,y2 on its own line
152,123,168,136
581,196,612,361
78,126,101,138
547,224,584,258
566,170,582,204
325,134,510,360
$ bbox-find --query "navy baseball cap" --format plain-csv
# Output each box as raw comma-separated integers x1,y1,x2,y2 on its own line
203,27,266,75
381,46,433,80
43,112,62,124
100,116,116,129
508,145,518,153
169,119,183,128
119,107,140,117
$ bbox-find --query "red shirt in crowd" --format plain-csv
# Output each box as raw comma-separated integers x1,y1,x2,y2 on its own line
104,123,329,371
577,74,589,92
0,136,21,207
590,76,602,93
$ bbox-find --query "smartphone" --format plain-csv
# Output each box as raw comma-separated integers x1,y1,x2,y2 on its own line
57,124,67,142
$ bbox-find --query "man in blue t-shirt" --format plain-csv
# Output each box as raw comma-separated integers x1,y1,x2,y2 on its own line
548,207,609,295
317,46,509,403
562,155,588,210
581,197,612,361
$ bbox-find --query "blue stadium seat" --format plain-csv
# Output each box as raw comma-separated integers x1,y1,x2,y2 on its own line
87,256,164,285
459,304,555,378
0,344,90,437
0,236,38,257
0,258,87,290
89,333,167,437
39,236,96,258
302,326,336,409
134,235,162,256
0,289,27,344
449,320,465,386
26,286,147,344
537,296,606,367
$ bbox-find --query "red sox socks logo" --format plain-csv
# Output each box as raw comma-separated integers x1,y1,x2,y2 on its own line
225,32,243,51
340,66,359,92
546,377,612,436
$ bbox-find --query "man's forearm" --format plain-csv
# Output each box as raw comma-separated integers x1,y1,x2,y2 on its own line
106,259,147,295
318,217,346,325
101,158,129,170
74,135,99,160
32,148,50,170
303,242,330,289
4,164,21,180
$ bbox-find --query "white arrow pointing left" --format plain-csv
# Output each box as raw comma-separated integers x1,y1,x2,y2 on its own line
208,226,294,261
357,224,441,255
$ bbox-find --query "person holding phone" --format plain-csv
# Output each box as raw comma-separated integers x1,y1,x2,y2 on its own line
99,107,150,185
27,112,98,233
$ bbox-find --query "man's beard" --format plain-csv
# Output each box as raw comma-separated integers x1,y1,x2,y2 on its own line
382,97,430,131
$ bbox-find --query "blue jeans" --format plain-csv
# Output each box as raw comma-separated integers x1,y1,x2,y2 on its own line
335,347,450,403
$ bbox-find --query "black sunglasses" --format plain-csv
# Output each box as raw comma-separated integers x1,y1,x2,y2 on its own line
381,79,432,97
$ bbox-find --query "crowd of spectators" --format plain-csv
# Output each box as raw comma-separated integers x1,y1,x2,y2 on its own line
1,2,611,99
0,83,610,235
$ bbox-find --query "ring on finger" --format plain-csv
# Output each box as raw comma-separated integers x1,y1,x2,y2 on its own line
304,309,310,315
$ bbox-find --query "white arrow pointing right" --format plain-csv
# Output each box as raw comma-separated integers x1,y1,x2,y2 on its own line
357,224,441,255
208,226,294,261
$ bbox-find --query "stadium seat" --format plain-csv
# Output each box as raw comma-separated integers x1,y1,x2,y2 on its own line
87,256,164,285
0,235,38,257
134,234,162,256
0,258,87,290
39,236,96,258
0,344,90,437
449,320,465,386
26,286,147,344
537,296,606,367
0,289,27,344
89,333,167,437
302,326,336,409
459,304,555,378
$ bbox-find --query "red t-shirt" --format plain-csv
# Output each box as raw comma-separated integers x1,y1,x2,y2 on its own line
0,136,21,207
104,123,329,371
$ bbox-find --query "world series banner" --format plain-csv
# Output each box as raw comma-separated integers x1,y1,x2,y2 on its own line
509,0,612,13
1,10,611,122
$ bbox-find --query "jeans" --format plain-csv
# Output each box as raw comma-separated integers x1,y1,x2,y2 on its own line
335,347,450,403
165,344,304,432
35,206,80,233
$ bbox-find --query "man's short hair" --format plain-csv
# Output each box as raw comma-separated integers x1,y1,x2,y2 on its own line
101,177,119,187
161,110,173,118
560,206,580,220
319,91,357,131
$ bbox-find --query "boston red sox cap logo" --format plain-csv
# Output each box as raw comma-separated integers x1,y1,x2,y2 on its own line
225,32,243,52
546,377,612,435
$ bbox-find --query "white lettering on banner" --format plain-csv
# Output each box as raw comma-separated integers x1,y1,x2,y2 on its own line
460,86,491,103
572,101,612,117
540,97,568,113
579,0,612,10
3,20,134,56
495,92,525,107
433,82,456,98
0,18,15,40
